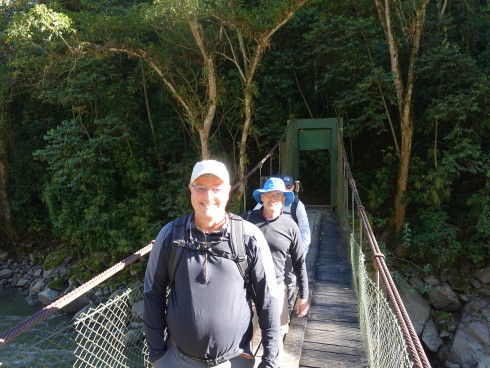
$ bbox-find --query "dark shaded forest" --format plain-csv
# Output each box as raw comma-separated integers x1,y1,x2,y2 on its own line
1,0,488,281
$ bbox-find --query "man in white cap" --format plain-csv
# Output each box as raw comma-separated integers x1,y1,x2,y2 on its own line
243,177,309,339
144,160,281,368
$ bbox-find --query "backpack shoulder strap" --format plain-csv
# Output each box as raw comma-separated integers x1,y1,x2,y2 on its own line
229,213,249,281
291,197,299,224
167,214,190,285
229,213,256,299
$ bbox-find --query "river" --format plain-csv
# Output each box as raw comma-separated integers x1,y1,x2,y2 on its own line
0,288,71,367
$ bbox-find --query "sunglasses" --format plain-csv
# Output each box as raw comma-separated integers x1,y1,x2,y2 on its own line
285,184,294,189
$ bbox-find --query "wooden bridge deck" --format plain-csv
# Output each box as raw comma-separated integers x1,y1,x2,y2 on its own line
254,206,368,367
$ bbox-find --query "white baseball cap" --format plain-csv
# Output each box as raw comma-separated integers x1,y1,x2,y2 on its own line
190,160,230,185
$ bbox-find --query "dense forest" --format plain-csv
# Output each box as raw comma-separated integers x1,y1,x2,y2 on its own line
0,0,488,280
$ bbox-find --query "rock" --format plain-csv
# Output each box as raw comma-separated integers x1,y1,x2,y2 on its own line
426,283,462,312
38,288,60,305
460,294,470,303
43,264,67,278
131,300,144,322
422,319,443,352
444,362,461,368
446,298,490,368
72,301,96,321
123,328,143,347
396,278,431,335
30,279,46,293
0,268,13,280
62,295,91,315
440,269,451,283
424,275,440,287
475,267,490,284
16,278,30,288
470,279,482,289
408,276,425,289
0,252,9,261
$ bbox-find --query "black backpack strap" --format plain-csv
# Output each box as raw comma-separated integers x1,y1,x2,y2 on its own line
229,214,249,284
168,214,190,285
291,197,299,224
229,213,255,298
167,213,253,296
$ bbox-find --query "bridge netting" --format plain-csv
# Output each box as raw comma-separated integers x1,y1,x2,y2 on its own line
0,282,150,367
0,120,431,367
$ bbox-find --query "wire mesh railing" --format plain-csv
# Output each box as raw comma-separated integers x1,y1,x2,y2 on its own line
0,282,149,367
336,119,431,368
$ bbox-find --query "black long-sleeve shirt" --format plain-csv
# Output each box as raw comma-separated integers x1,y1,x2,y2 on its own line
242,209,308,299
144,213,280,367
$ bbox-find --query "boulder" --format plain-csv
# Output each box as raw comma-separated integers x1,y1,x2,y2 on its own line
396,278,431,335
131,300,144,322
422,319,443,352
62,294,91,315
446,298,490,368
0,268,13,280
426,283,462,312
16,277,30,288
123,328,143,347
30,279,46,293
475,267,490,284
38,288,60,305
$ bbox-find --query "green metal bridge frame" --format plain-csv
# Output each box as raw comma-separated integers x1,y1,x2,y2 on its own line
280,118,342,208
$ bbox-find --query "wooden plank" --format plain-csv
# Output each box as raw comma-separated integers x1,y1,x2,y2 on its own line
300,208,368,368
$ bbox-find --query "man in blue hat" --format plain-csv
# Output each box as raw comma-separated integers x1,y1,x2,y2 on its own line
279,175,311,312
242,177,309,339
254,175,311,312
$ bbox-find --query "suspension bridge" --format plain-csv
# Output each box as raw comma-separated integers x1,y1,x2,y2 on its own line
0,119,431,367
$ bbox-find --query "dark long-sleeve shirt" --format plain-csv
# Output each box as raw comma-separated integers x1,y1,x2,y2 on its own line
242,209,308,299
144,213,280,367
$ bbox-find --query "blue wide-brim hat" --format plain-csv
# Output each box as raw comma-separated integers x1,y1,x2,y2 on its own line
253,177,294,206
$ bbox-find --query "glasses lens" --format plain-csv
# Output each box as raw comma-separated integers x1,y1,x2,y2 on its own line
285,184,293,189
193,185,222,194
264,193,284,200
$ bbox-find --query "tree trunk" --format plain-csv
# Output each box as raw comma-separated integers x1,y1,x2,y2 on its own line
0,107,16,242
236,84,253,200
374,0,430,233
228,0,307,203
394,104,414,232
189,18,217,160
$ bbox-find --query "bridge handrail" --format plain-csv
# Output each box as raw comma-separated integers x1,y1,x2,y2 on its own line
337,119,431,368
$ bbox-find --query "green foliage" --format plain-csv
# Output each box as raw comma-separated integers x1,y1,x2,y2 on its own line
407,209,461,268
34,116,162,254
6,4,74,43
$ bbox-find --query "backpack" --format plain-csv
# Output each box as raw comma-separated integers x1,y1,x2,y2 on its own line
281,197,299,224
166,213,253,295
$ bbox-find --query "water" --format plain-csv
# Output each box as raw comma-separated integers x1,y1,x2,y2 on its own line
0,288,71,367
